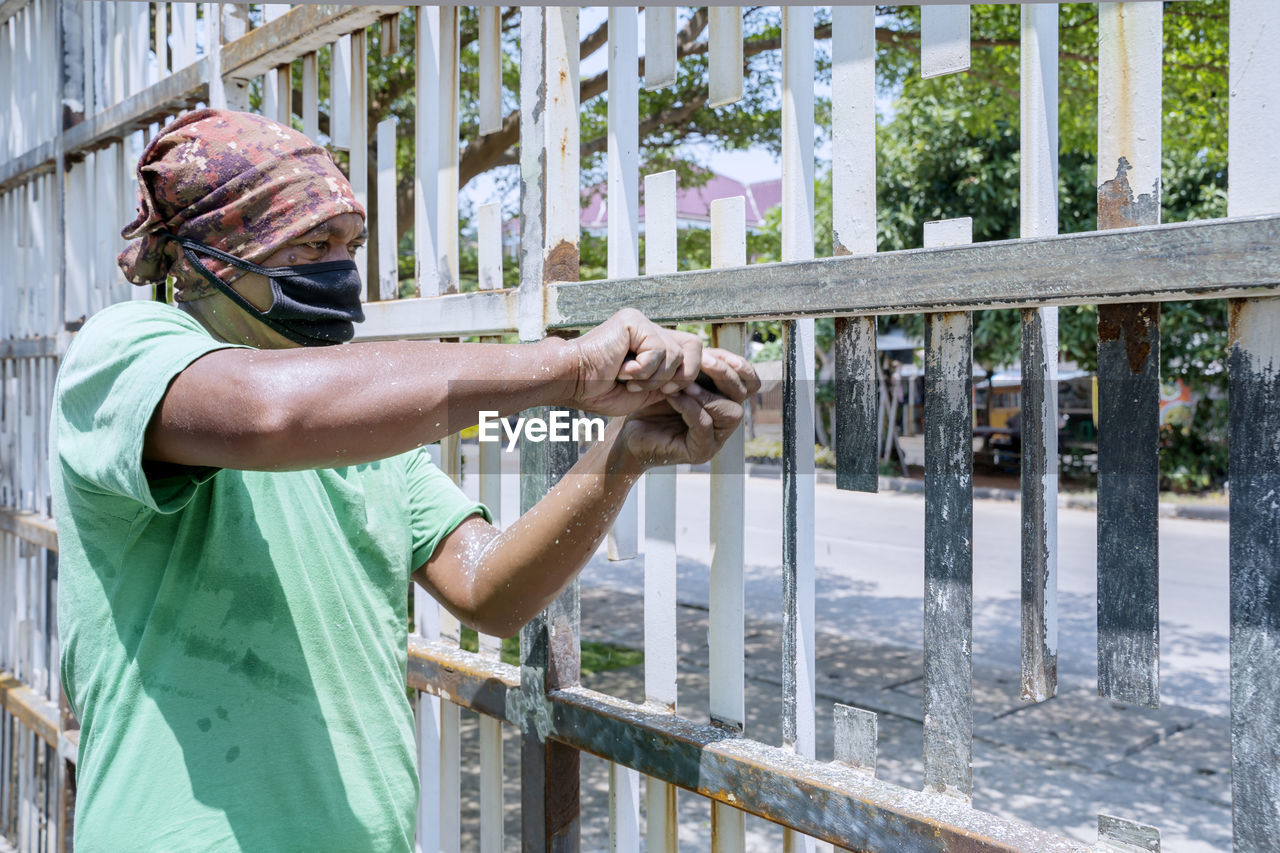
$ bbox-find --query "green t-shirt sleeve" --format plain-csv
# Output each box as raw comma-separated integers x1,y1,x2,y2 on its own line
404,446,492,570
54,301,248,514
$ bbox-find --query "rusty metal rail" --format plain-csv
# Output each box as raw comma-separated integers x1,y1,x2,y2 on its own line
407,639,1090,853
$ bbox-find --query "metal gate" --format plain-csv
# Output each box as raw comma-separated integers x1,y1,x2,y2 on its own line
1,3,1278,851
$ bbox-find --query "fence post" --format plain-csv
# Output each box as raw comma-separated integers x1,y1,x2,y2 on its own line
518,8,582,851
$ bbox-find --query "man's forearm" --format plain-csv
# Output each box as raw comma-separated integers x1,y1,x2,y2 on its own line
146,336,578,470
439,419,644,637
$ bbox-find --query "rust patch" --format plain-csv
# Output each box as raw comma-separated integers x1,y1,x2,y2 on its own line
1229,299,1245,348
832,239,853,258
1098,157,1160,229
544,239,579,284
1098,303,1158,375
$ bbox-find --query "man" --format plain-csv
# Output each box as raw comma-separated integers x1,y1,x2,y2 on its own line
51,110,758,851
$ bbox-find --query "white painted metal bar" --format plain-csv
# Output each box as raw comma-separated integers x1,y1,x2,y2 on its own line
125,0,146,97
832,703,877,775
643,169,680,853
606,6,639,567
477,5,501,137
709,193,748,853
156,2,169,78
1018,1,1059,704
205,3,225,109
414,11,437,298
477,202,502,292
707,7,742,108
1095,1,1162,710
643,7,675,91
274,60,290,125
830,5,878,494
921,4,971,79
921,216,974,802
329,33,351,149
349,26,367,294
436,7,459,296
473,200,505,852
376,116,398,302
171,0,196,71
781,9,816,852
301,50,318,140
413,577,443,853
1227,1,1280,847
606,11,642,846
260,6,288,120
438,438,463,853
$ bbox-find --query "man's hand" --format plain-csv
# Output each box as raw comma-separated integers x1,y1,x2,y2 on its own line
616,347,760,469
567,309,703,416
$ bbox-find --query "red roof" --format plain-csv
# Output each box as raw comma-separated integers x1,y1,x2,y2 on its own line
578,170,782,231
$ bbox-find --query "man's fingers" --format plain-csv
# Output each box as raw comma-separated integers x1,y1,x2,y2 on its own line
696,348,760,403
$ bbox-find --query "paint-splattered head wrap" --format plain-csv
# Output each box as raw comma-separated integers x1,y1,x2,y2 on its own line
118,108,365,301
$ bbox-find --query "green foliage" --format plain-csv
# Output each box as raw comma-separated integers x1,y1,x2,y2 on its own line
744,437,837,470
458,627,644,674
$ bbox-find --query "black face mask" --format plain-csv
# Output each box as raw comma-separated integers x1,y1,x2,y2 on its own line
167,234,365,346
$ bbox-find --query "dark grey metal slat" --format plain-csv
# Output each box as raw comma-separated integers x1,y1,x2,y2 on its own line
1020,307,1058,701
922,311,973,799
1095,303,1160,708
834,316,879,492
1227,299,1280,848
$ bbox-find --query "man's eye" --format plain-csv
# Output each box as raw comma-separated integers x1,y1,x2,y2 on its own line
348,243,365,256
306,241,327,252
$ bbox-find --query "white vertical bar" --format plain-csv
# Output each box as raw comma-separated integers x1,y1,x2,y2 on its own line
474,313,503,853
415,10,439,296
921,4,971,79
301,51,319,140
437,7,460,295
708,7,742,108
262,68,278,119
478,6,502,136
781,9,816,852
477,202,503,291
1019,2,1060,703
330,34,351,149
437,439,463,853
606,7,640,564
171,1,195,71
413,585,441,853
1098,3,1162,209
204,3,225,109
274,61,291,125
127,0,146,96
641,174,679,853
350,27,368,295
156,2,169,78
643,7,675,90
376,117,399,302
708,199,747,853
831,5,875,257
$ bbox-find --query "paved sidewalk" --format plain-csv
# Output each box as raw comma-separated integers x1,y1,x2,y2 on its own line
454,585,1230,852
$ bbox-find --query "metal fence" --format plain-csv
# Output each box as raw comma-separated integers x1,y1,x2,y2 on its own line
1,2,1278,851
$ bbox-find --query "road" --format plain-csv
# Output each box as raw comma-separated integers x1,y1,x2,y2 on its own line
467,455,1231,717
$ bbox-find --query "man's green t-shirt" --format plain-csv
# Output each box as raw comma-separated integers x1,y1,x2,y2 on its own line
51,301,488,852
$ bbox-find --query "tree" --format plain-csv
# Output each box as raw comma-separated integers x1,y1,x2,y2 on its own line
266,4,1231,487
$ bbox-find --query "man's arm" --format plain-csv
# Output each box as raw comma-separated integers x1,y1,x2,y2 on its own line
414,349,759,637
143,309,701,471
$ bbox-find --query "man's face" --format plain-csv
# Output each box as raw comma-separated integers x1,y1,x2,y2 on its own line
182,212,368,349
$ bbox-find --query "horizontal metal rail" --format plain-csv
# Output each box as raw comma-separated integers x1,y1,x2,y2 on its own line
355,289,517,341
0,4,405,192
0,509,57,554
407,638,1089,853
0,670,59,748
0,337,58,359
546,214,1280,328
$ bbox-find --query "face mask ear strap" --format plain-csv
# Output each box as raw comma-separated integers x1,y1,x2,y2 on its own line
172,240,329,347
162,233,277,277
